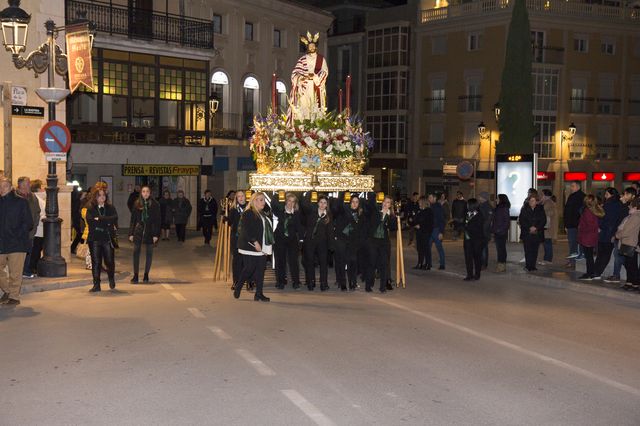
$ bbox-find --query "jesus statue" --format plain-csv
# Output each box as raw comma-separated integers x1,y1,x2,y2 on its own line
288,32,328,122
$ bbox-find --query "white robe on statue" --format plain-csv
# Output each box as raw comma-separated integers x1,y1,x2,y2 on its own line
288,52,328,122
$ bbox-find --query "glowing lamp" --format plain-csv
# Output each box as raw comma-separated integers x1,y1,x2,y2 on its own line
0,0,30,56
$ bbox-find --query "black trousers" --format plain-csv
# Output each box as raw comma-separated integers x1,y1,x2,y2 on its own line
494,233,508,263
236,254,267,296
304,238,328,287
346,241,360,287
594,241,614,277
366,238,390,290
133,242,154,276
463,239,483,279
231,236,243,285
90,240,115,285
624,253,639,285
333,238,348,288
201,217,214,244
523,235,540,271
71,223,83,253
416,231,430,266
274,236,300,286
29,236,44,273
582,245,595,276
175,224,187,241
481,241,489,268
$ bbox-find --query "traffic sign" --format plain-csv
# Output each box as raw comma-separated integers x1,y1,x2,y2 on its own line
12,105,45,117
45,152,67,162
39,121,72,153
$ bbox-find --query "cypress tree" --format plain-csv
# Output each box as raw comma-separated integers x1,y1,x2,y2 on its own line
497,0,534,154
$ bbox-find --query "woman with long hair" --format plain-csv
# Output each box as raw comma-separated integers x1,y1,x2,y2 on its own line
410,196,434,270
227,190,247,287
519,195,547,272
159,189,173,241
301,193,333,291
233,192,273,301
492,194,511,273
578,194,605,280
128,186,161,283
86,187,118,292
272,192,303,290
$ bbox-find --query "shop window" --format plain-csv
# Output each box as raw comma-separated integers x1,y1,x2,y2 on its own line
160,68,183,101
131,65,155,98
103,62,128,96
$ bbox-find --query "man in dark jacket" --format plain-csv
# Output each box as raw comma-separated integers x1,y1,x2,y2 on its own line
0,178,34,305
604,187,637,283
593,188,623,279
198,190,218,245
563,181,585,268
428,193,446,270
127,185,141,213
173,190,192,242
477,192,493,269
16,177,41,278
451,191,467,239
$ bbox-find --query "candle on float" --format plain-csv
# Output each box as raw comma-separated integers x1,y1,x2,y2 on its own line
338,88,343,113
271,73,277,112
345,75,352,116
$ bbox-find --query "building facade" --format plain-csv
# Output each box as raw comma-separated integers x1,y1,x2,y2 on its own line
413,0,640,202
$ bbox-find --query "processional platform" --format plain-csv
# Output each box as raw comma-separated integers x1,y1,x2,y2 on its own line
249,172,374,192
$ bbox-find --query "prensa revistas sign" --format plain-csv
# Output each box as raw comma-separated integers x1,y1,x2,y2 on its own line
66,24,94,94
122,165,201,176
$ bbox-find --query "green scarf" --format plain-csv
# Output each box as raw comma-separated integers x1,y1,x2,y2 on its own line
142,200,149,223
263,214,275,246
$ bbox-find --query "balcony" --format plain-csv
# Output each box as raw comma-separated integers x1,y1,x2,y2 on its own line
424,97,447,113
66,0,214,50
420,0,640,25
596,98,621,115
458,95,483,113
532,45,564,65
210,113,247,140
569,96,595,114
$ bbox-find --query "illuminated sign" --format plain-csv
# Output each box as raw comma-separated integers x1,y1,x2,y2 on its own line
623,172,640,181
507,155,522,162
592,172,615,182
564,172,587,181
537,171,556,181
497,157,534,218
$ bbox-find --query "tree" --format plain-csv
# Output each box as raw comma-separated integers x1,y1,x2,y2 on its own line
497,0,534,154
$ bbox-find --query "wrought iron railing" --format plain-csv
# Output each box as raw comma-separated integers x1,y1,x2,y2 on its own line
66,0,214,50
458,95,483,112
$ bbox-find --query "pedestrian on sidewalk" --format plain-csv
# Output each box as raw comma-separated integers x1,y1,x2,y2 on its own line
605,187,637,283
519,195,546,272
577,195,605,280
0,177,33,306
564,181,586,268
159,190,173,241
492,194,511,273
615,198,640,290
233,192,273,302
16,177,40,279
272,192,303,290
451,191,467,240
463,198,484,281
226,190,247,288
129,186,161,284
593,188,623,279
86,187,119,292
172,190,192,242
439,192,451,231
198,190,217,245
28,180,46,275
411,196,433,270
540,189,557,265
477,192,493,270
427,193,446,270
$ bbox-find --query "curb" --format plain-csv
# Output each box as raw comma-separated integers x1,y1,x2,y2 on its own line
21,271,131,295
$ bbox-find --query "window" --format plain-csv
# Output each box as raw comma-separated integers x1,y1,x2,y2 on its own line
569,133,584,160
531,30,545,62
533,115,556,159
629,125,640,159
276,81,287,113
570,87,587,114
242,76,260,137
465,82,481,112
273,29,281,48
468,32,482,51
431,36,447,55
160,68,183,100
366,71,408,111
532,68,558,112
427,123,444,157
213,14,222,34
367,26,409,68
595,123,614,159
245,22,254,41
365,114,407,154
573,37,588,53
601,37,615,55
429,88,445,113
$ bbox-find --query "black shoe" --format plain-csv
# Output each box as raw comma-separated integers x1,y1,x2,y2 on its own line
365,287,373,293
143,274,149,283
578,274,593,281
292,282,300,290
275,283,285,290
420,265,429,270
438,265,445,270
385,282,394,291
109,280,116,290
247,282,255,291
463,276,473,281
89,285,101,292
412,264,422,270
130,275,139,284
233,284,242,299
320,284,329,292
5,298,20,305
254,293,270,302
379,288,387,293
348,284,356,291
340,285,347,292
474,275,481,281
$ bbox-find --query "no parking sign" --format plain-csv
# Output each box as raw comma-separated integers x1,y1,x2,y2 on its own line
39,121,71,153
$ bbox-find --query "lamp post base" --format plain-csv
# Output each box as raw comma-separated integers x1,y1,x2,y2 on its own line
38,255,67,277
37,213,67,278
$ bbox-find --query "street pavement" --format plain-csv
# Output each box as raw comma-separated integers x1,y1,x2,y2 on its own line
1,234,640,425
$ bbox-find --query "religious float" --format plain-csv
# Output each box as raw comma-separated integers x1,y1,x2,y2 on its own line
248,32,375,192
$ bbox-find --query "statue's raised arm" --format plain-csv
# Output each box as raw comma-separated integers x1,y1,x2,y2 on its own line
288,32,328,123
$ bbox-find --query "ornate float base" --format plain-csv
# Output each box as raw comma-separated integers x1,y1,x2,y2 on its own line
249,172,374,192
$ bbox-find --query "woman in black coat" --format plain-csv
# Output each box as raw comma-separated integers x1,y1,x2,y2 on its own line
226,190,247,288
128,185,161,283
410,196,434,270
233,192,273,302
332,193,367,291
364,194,398,293
300,193,333,291
86,187,118,292
518,195,547,272
463,198,484,281
271,192,304,290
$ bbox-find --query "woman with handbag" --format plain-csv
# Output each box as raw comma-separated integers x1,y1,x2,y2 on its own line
86,187,118,292
615,198,640,290
577,195,605,280
129,186,161,284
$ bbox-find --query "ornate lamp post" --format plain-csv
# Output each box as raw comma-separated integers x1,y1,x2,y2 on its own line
0,0,93,277
560,122,577,203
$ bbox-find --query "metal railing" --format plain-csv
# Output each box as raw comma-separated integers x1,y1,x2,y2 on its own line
424,97,446,113
596,98,621,115
569,96,595,114
210,113,250,140
458,95,483,113
532,45,564,65
66,0,214,49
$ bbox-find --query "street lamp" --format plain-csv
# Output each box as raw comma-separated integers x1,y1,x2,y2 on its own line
0,0,94,277
560,122,577,203
493,102,501,123
477,121,496,195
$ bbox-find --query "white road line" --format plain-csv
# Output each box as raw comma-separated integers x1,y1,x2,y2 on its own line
281,389,336,426
171,292,186,301
161,284,174,290
235,348,276,376
187,307,205,318
207,326,231,340
373,297,640,399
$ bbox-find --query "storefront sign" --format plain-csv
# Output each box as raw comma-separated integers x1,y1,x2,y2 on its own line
564,172,587,181
623,172,640,182
442,164,457,176
66,24,94,94
592,172,615,182
122,164,200,176
537,171,556,181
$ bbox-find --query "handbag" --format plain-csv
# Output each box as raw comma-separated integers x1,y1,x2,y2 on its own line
619,243,637,257
76,242,89,259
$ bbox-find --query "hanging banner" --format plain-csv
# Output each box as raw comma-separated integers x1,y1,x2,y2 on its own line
66,24,94,94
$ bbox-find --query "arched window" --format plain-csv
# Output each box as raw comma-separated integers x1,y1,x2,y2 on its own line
242,76,260,137
276,80,288,114
211,70,230,137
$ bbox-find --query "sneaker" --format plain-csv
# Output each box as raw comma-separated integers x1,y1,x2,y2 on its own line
538,261,549,266
578,274,593,281
22,273,35,279
566,253,579,259
519,257,526,263
575,255,585,261
603,275,620,283
592,275,602,280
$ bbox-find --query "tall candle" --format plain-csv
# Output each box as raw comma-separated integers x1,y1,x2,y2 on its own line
338,88,343,113
271,73,277,112
345,75,352,116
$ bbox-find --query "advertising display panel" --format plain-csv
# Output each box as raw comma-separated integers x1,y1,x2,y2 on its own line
496,154,536,218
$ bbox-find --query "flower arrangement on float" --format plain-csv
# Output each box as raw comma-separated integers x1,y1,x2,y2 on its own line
250,112,374,175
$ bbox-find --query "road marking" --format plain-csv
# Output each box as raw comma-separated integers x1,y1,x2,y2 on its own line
207,326,231,340
187,307,205,318
373,297,640,399
161,284,174,290
235,348,276,376
171,292,186,301
281,389,336,426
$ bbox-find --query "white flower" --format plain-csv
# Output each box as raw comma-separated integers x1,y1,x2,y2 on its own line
326,145,333,153
276,146,283,154
304,136,315,147
335,129,343,136
318,130,327,139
